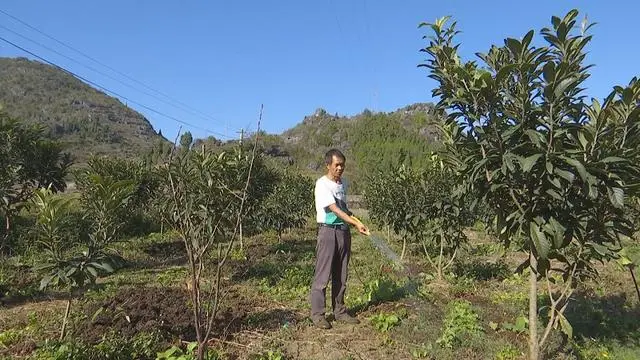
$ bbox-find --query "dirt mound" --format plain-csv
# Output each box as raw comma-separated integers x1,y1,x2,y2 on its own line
77,287,194,342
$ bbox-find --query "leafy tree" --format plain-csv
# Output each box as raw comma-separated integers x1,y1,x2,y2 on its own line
180,131,194,151
32,179,134,340
253,171,314,241
420,10,640,359
161,142,262,360
0,110,72,253
75,156,161,235
364,155,468,278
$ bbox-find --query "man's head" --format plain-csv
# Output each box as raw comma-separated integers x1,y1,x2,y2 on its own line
325,149,346,181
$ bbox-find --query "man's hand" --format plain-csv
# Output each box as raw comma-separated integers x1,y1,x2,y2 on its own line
327,204,371,235
351,215,370,236
355,222,370,236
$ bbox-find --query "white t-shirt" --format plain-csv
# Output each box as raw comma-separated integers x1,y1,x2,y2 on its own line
315,175,349,224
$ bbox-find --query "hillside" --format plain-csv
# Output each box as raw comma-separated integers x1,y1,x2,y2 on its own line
0,57,442,183
256,104,445,190
0,57,167,163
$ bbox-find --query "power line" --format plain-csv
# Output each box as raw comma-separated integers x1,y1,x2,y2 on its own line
0,35,231,139
0,8,223,127
0,23,230,129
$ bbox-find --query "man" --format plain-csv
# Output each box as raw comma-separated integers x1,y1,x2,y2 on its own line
310,149,369,329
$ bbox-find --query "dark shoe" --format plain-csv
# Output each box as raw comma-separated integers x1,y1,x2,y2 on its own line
335,313,360,324
312,317,332,329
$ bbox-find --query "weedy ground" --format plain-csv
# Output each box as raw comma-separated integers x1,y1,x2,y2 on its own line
1,212,639,359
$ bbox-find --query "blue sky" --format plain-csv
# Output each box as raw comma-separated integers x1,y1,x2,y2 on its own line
0,1,637,141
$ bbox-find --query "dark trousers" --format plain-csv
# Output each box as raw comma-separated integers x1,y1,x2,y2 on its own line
310,226,351,319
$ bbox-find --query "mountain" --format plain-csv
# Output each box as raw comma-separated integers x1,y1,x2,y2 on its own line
0,57,443,188
0,57,167,163
239,104,445,191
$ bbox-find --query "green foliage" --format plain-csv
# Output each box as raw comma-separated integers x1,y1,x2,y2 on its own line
156,342,223,360
249,349,285,360
29,188,75,261
31,179,131,295
494,344,522,360
420,8,640,354
422,7,640,280
489,315,529,335
0,110,71,252
0,328,22,348
369,312,401,332
0,57,167,164
358,277,404,305
180,132,194,150
160,144,271,359
252,171,313,239
410,343,433,358
278,103,442,191
31,332,164,360
364,158,468,278
436,300,483,349
79,174,136,254
259,265,313,302
75,155,161,236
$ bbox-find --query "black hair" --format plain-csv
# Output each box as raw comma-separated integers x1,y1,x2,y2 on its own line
324,148,346,165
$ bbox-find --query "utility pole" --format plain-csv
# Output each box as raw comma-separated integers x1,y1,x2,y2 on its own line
237,128,244,145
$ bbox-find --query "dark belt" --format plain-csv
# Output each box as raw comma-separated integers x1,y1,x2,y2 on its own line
318,223,349,231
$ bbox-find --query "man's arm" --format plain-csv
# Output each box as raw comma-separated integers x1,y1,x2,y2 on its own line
328,203,369,235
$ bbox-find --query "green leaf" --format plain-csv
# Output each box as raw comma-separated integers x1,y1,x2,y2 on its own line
557,312,573,338
489,321,498,331
545,189,563,201
554,78,576,98
518,154,543,173
601,156,627,164
39,274,54,290
530,222,550,259
187,342,198,353
560,157,588,183
86,266,98,278
515,316,528,331
505,38,522,56
543,62,555,83
554,168,575,183
91,306,105,322
98,261,114,273
607,187,625,209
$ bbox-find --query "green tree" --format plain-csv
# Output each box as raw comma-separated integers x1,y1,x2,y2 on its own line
32,179,133,341
420,10,640,359
75,156,161,235
365,155,468,277
253,171,314,241
0,110,72,253
180,131,193,151
161,143,263,360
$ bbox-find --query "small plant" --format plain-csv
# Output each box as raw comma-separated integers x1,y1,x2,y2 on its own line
495,344,522,360
369,312,401,332
411,343,433,358
436,300,483,348
249,349,285,360
359,277,402,305
157,342,223,360
259,265,313,302
0,328,22,348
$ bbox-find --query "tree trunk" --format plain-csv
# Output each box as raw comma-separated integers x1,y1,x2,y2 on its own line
401,237,407,260
197,342,206,360
0,215,10,254
239,222,244,250
630,266,640,303
60,298,72,341
529,252,539,360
